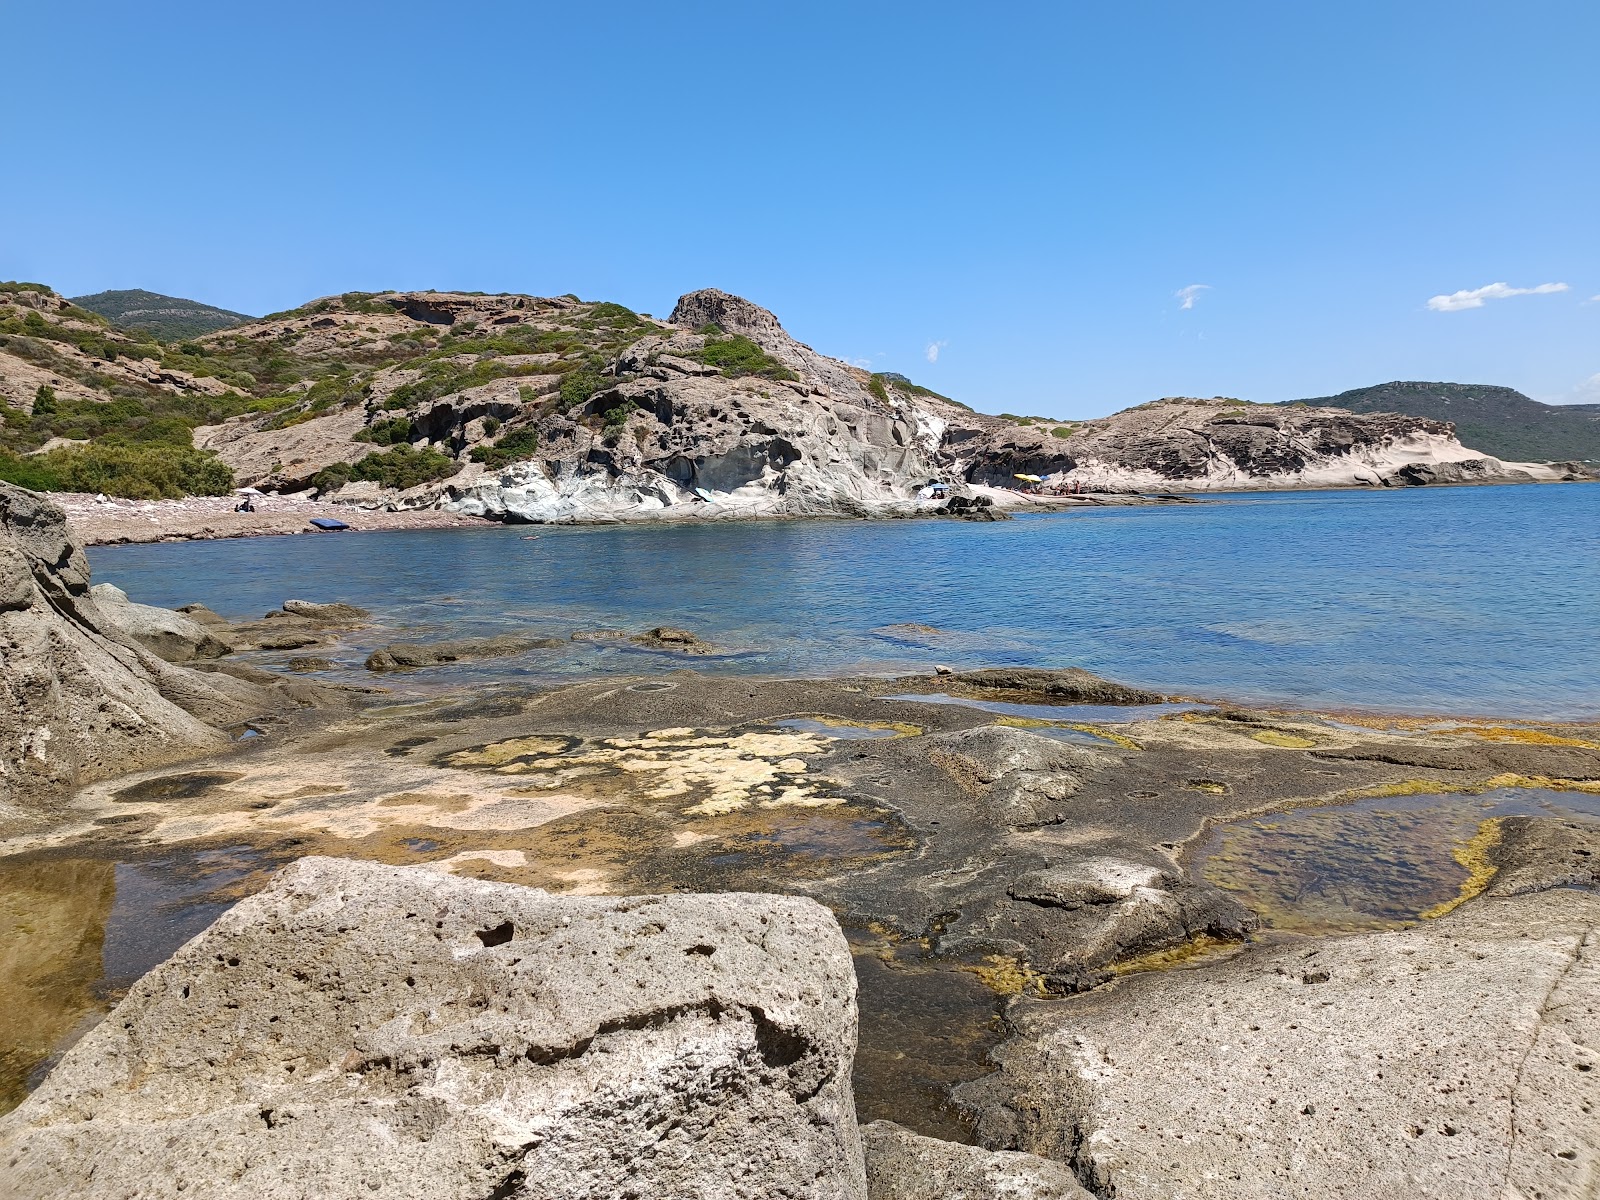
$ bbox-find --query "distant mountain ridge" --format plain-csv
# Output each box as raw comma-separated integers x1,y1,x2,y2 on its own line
1286,381,1600,463
68,289,252,341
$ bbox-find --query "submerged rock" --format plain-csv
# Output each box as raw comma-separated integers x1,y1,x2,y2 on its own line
958,883,1600,1198
364,633,562,671
0,857,867,1200
861,1121,1092,1200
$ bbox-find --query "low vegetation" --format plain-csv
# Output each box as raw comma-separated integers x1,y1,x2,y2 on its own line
310,444,459,494
689,334,797,382
0,442,234,499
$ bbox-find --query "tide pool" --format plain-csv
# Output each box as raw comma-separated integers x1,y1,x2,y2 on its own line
90,482,1600,718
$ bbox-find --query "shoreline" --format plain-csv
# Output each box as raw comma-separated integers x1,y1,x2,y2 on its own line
57,488,1191,547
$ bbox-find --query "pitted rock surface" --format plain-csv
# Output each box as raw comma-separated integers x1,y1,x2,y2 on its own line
862,1120,1093,1199
0,857,867,1200
959,889,1600,1198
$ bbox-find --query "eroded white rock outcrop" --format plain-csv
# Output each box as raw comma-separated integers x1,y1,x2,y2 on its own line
0,857,867,1200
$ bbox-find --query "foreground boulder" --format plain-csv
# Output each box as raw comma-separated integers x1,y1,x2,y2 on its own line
0,857,867,1200
959,884,1600,1198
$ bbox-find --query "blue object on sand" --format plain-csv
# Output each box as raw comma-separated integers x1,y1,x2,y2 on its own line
308,517,351,531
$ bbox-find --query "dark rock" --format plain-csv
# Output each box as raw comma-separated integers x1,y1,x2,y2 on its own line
629,627,716,654
281,599,370,622
949,668,1162,705
364,634,562,671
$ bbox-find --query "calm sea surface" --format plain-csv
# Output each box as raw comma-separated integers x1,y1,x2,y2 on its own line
90,483,1600,718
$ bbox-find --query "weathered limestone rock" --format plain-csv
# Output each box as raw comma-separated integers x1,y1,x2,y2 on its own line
861,1121,1093,1200
927,725,1097,827
89,583,232,662
0,857,867,1200
0,485,227,811
364,633,561,671
959,888,1600,1198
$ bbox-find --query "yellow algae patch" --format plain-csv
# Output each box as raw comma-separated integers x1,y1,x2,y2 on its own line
1187,779,1229,795
1252,730,1318,749
446,727,842,816
963,954,1049,997
1345,778,1457,800
1420,817,1503,919
1447,726,1600,750
447,735,577,767
1346,774,1600,803
1113,934,1244,976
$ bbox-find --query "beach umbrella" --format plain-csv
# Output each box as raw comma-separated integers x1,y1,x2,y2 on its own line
235,486,265,495
1013,473,1043,483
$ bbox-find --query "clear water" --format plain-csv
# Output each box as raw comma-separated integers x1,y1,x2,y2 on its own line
90,483,1600,718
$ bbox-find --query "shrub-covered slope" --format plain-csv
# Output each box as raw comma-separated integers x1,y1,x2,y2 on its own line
69,289,252,341
1286,382,1600,464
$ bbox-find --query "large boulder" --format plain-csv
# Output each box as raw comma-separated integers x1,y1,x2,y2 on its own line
0,857,867,1200
959,885,1600,1198
89,583,232,662
0,484,338,817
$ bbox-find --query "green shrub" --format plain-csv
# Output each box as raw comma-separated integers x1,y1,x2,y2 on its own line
692,335,797,382
32,385,57,415
0,451,66,491
0,282,53,296
1051,425,1074,439
481,416,501,438
5,442,236,499
469,424,542,469
312,443,459,494
355,416,413,445
866,375,890,402
560,357,609,407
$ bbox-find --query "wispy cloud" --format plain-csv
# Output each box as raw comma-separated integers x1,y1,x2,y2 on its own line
1175,284,1210,311
1426,281,1569,312
924,340,947,364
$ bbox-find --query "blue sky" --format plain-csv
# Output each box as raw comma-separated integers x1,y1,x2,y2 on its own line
3,1,1595,418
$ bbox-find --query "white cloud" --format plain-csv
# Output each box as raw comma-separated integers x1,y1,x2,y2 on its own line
1175,284,1210,310
924,340,947,364
1425,281,1569,312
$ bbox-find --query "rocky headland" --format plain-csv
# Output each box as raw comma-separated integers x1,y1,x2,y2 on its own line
3,281,1576,541
1,485,1598,1196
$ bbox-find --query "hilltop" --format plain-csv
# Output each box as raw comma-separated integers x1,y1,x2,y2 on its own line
1287,381,1600,464
0,280,1569,512
68,288,252,341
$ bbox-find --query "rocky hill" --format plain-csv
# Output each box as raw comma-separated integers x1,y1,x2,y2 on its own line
0,280,1567,514
961,396,1563,491
1287,381,1600,464
69,289,252,342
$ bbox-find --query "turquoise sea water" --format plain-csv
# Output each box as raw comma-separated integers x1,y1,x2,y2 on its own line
90,483,1600,718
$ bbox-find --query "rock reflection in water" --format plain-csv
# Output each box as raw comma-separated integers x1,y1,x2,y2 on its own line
1192,787,1600,933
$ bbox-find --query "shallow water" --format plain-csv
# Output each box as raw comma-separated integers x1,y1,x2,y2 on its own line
90,483,1600,717
1191,786,1600,933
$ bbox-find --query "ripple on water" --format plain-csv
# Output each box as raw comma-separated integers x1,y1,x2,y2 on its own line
1190,787,1600,934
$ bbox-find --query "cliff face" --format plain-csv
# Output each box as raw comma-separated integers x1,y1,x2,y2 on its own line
959,397,1559,492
